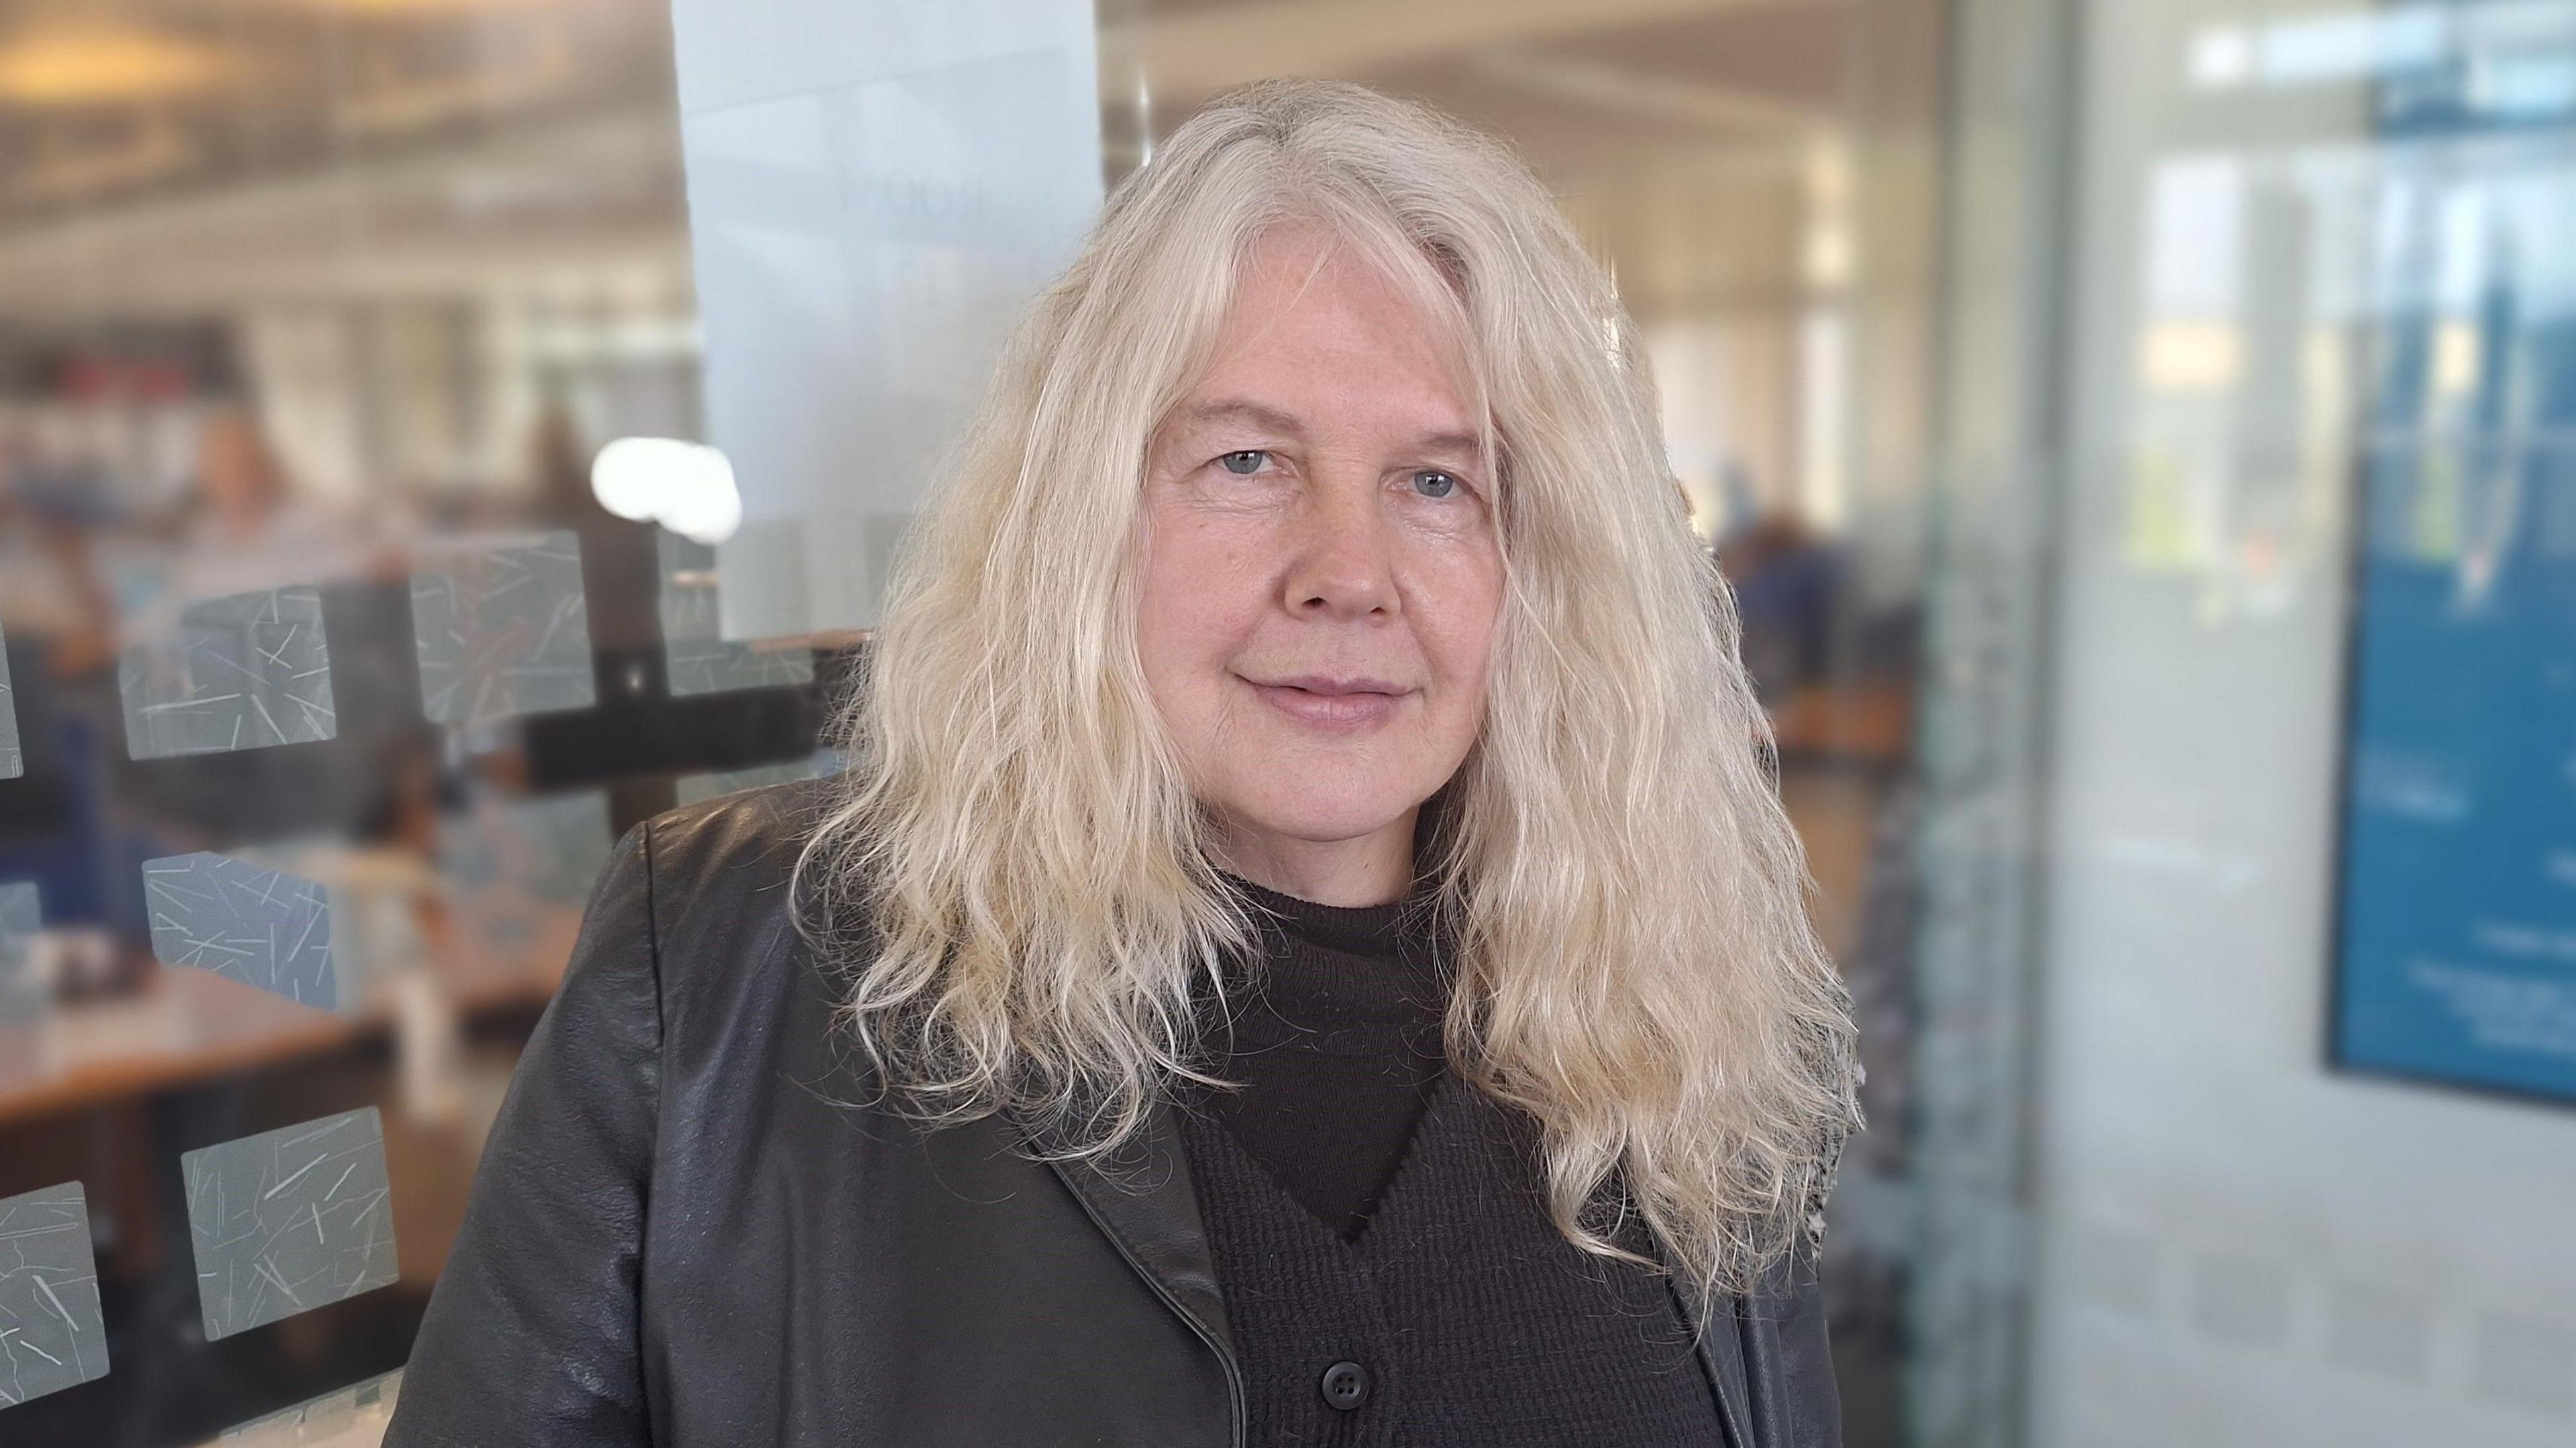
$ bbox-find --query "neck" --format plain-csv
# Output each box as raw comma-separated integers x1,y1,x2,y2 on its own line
1214,809,1416,907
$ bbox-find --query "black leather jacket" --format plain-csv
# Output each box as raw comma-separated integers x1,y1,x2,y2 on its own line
384,783,1841,1447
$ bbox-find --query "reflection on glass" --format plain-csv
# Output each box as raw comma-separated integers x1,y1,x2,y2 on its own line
117,586,337,760
657,531,815,698
182,1109,398,1343
409,531,598,730
141,853,337,1011
0,1181,109,1410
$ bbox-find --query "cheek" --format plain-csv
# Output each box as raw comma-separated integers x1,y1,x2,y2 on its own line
1413,552,1505,710
1136,509,1263,700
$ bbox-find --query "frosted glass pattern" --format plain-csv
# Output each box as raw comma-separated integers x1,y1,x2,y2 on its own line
410,531,596,728
142,853,336,1009
118,587,336,759
182,1109,398,1341
0,1182,109,1409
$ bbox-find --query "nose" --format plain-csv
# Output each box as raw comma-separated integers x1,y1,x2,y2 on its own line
1281,474,1397,622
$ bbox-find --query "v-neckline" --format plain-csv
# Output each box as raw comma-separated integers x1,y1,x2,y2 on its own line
1199,1068,1466,1251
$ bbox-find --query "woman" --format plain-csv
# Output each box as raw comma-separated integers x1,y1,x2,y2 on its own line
386,78,1858,1447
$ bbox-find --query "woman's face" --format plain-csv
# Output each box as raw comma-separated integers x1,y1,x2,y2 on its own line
1138,226,1504,895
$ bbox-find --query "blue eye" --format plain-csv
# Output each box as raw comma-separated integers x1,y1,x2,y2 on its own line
1218,451,1267,476
1411,470,1459,499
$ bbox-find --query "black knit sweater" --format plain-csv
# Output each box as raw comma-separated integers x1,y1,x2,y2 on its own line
1183,876,1728,1445
1195,875,1451,1237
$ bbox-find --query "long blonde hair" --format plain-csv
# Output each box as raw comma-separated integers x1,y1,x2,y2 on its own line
793,78,1858,1302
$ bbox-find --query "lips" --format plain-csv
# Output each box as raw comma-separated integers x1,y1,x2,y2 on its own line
1240,673,1413,729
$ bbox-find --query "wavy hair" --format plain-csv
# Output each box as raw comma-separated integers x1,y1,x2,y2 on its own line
792,77,1859,1302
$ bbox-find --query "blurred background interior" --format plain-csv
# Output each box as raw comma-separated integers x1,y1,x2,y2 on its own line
0,0,2570,1444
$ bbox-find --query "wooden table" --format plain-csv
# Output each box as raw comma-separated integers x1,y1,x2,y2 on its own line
0,905,578,1131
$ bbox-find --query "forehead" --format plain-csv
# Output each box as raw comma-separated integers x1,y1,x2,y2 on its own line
1169,226,1475,442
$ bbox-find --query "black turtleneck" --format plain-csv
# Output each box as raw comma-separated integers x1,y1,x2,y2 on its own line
1197,873,1450,1240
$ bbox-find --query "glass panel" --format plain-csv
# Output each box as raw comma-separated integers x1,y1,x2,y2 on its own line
0,0,833,1439
118,588,336,760
141,854,337,1011
408,533,597,730
672,0,1104,638
180,1110,398,1343
0,1181,109,1407
2011,0,2576,1441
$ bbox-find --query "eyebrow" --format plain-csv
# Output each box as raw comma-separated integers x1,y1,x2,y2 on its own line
1171,398,1306,438
1168,397,1485,457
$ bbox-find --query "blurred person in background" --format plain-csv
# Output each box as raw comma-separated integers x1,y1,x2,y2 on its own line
386,80,1858,1448
97,402,438,859
0,422,132,954
1717,505,1843,708
0,419,121,671
110,402,402,630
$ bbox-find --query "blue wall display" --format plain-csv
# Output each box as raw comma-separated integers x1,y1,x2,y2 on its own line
2332,12,2576,1103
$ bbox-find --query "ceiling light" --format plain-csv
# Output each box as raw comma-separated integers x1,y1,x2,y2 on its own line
0,26,233,107
592,437,742,545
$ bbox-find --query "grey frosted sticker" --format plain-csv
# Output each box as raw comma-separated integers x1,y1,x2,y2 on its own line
0,882,41,1025
118,587,337,760
0,619,20,779
142,853,335,1009
184,1109,398,1341
658,531,814,697
411,531,596,727
0,1182,109,1409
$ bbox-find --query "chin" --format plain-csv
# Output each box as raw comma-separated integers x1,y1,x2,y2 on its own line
1232,774,1428,847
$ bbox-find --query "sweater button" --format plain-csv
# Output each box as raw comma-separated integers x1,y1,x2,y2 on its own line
1320,1360,1371,1410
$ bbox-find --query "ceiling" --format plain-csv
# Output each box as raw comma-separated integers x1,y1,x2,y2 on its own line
0,0,670,215
0,0,1934,321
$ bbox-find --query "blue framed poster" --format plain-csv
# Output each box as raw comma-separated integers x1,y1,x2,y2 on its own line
2330,9,2576,1104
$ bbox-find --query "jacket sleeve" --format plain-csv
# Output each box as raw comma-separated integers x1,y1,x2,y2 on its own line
384,821,662,1447
1741,1247,1841,1448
